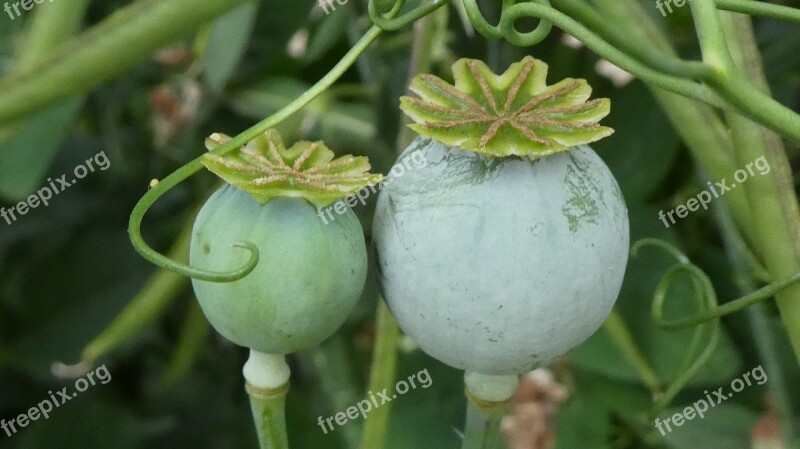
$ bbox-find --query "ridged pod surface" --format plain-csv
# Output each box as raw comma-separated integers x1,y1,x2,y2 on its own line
373,137,629,375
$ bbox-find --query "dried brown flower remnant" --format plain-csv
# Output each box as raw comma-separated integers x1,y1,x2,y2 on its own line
752,408,784,449
502,369,568,449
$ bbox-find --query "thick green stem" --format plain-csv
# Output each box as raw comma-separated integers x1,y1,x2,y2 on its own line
715,204,796,443
244,351,291,449
248,390,289,449
357,301,401,449
81,220,191,363
690,0,735,71
0,0,90,140
591,0,800,361
0,0,251,124
11,0,91,73
304,336,362,448
158,300,210,389
589,0,754,240
689,0,800,143
704,5,800,362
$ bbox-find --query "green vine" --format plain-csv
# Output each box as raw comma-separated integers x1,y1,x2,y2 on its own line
633,238,800,414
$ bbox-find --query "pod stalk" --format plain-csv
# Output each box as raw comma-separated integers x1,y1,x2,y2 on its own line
461,372,519,449
243,351,291,449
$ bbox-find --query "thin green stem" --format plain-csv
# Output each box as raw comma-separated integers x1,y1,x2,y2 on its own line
499,0,554,46
654,267,800,329
652,320,718,415
357,301,401,449
462,0,514,39
632,238,800,330
632,240,722,415
128,25,384,281
717,0,800,24
551,0,710,79
603,311,662,397
369,0,450,30
708,72,800,143
498,3,728,108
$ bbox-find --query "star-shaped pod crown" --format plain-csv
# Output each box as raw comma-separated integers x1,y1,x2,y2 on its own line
202,129,384,207
400,56,614,158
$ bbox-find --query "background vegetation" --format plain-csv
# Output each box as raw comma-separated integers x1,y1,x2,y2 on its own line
0,0,799,448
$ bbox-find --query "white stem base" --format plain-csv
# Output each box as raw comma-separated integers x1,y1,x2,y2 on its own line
464,372,519,403
243,350,290,390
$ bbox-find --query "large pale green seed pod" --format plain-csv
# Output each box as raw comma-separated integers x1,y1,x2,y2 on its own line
373,137,629,375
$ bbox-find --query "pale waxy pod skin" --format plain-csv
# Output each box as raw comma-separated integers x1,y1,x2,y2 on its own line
190,185,368,354
373,137,630,375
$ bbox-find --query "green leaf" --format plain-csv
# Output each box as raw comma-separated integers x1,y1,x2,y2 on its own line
302,9,349,65
17,400,144,449
201,129,384,206
400,56,613,158
659,404,758,449
592,81,680,201
555,391,612,449
201,1,260,93
0,97,83,201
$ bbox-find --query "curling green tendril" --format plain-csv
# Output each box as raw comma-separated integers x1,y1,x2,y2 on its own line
368,0,449,31
129,25,385,282
632,238,800,414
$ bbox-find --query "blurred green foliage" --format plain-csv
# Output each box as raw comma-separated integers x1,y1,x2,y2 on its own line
0,1,799,448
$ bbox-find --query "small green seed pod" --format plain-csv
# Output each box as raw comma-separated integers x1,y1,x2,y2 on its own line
190,130,383,354
191,186,367,353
